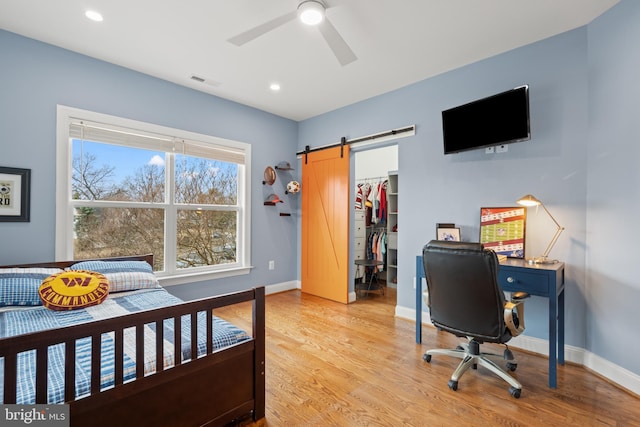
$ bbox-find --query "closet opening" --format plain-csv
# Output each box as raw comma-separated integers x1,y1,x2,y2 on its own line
353,144,398,306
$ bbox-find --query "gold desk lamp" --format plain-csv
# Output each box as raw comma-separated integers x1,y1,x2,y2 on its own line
516,194,564,264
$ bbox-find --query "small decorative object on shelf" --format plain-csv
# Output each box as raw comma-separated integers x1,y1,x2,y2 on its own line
285,180,300,194
264,193,284,206
275,161,294,170
263,166,276,185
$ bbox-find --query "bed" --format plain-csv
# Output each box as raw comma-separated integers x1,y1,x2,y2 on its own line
0,254,265,427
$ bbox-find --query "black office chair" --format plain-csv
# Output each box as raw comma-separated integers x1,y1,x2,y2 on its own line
421,240,529,398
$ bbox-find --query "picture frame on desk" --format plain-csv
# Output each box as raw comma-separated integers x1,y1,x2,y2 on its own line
0,166,31,222
436,225,461,241
479,207,526,258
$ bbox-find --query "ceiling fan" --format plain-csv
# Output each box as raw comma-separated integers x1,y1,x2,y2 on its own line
227,0,357,66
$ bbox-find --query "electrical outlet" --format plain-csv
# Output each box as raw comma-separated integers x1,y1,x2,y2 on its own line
496,144,508,153
485,146,495,154
268,260,275,270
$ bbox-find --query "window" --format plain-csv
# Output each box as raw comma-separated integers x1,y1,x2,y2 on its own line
56,106,251,285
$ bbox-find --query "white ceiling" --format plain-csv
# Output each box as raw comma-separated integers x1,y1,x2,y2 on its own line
0,0,618,121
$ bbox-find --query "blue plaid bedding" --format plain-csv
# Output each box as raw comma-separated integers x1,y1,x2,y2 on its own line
0,288,251,404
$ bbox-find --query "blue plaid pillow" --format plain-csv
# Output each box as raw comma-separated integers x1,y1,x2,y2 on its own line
0,268,63,306
68,260,159,293
69,260,153,274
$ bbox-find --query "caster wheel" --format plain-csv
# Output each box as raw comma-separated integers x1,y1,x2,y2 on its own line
456,345,464,351
506,362,517,372
472,363,478,370
509,387,521,398
423,354,432,363
504,348,515,360
448,380,458,391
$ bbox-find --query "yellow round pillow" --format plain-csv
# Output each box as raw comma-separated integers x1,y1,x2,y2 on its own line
39,270,109,311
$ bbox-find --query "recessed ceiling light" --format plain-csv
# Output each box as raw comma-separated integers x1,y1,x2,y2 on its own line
85,10,104,22
270,83,281,92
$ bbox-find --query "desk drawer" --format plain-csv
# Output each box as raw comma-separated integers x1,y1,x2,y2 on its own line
499,268,549,297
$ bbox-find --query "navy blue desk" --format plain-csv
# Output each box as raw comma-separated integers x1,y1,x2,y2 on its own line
415,255,565,388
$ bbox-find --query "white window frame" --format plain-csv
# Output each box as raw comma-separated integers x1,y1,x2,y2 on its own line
56,105,252,286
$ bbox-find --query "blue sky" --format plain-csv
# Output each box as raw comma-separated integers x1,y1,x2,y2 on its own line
72,139,238,192
72,139,164,186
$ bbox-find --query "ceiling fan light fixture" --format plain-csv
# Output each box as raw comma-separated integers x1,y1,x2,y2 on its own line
298,1,325,26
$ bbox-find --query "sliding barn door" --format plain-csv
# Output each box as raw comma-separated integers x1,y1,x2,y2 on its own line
301,146,350,303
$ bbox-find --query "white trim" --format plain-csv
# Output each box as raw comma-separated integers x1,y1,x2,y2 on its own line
348,291,357,303
395,306,640,397
265,280,356,301
583,350,640,396
265,280,300,295
157,267,251,287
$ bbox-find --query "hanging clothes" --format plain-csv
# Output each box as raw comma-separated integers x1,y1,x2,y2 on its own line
355,184,364,210
367,183,378,224
377,180,388,225
356,177,389,275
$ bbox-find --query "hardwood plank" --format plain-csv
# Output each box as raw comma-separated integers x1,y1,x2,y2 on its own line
215,289,640,426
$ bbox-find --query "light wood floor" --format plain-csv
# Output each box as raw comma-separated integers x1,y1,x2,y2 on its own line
215,287,640,426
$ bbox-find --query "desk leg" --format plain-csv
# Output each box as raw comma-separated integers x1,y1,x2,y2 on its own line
559,288,565,365
416,256,422,344
549,293,557,388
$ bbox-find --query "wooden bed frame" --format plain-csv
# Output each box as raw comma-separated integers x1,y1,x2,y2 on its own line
0,254,265,427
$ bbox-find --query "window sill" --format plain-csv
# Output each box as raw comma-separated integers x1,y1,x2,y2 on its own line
157,266,252,287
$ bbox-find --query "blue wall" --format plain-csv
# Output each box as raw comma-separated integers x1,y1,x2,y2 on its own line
300,27,589,344
586,0,640,375
298,1,639,377
0,29,299,297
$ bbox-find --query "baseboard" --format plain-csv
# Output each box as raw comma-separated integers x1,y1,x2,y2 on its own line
396,305,640,397
265,281,360,303
582,349,640,396
349,291,357,303
265,280,299,295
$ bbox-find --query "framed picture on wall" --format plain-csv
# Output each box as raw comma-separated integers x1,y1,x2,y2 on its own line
479,207,526,258
0,166,31,222
436,224,461,241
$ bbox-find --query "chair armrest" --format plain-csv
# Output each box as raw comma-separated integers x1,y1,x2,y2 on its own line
504,298,527,337
511,291,529,301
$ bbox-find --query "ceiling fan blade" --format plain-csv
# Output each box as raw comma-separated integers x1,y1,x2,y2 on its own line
318,17,357,66
228,11,298,46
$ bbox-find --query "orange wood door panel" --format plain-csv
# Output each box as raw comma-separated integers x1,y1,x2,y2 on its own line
301,146,350,303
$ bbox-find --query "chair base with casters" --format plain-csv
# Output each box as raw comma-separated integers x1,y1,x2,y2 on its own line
423,339,523,398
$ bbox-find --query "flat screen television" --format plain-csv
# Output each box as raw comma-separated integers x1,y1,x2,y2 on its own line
442,85,530,154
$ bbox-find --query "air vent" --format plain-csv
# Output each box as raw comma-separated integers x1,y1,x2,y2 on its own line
189,74,221,87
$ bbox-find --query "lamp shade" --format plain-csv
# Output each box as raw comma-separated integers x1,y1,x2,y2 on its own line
298,0,325,25
516,194,541,207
